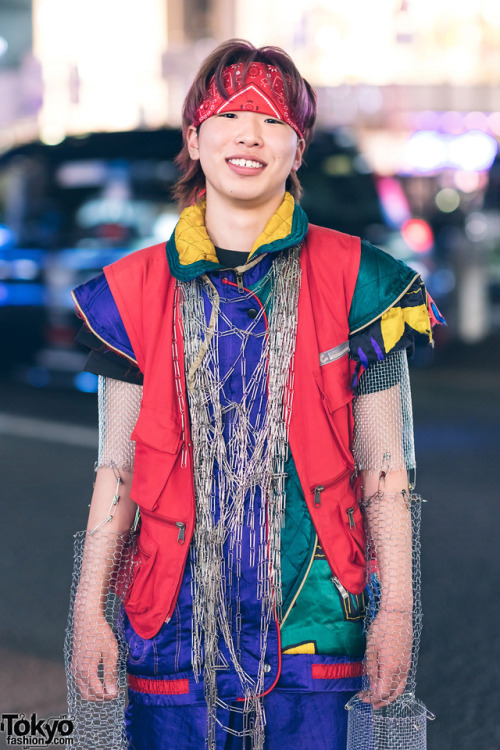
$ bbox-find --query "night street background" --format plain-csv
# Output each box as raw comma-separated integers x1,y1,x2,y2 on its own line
0,338,498,750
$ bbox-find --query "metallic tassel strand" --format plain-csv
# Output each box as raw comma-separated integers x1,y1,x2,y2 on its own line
178,248,301,749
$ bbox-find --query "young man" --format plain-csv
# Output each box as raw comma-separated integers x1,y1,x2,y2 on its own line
68,39,441,750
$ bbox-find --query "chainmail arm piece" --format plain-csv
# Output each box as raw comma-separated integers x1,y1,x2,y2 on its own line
352,351,418,710
359,489,413,709
66,530,136,749
66,377,142,747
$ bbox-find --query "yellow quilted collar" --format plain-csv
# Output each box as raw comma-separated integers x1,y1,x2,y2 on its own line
174,192,297,267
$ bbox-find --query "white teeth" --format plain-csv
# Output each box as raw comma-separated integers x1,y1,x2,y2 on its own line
228,158,264,169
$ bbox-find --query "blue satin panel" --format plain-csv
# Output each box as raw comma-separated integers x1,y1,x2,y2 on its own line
73,272,136,362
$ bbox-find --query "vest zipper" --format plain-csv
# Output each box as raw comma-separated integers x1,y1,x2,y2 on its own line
346,507,356,529
311,468,351,508
331,575,350,601
314,486,324,507
176,521,186,543
221,277,268,325
235,270,244,293
139,508,187,545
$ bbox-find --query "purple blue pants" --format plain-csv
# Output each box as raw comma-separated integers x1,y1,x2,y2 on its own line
126,687,357,750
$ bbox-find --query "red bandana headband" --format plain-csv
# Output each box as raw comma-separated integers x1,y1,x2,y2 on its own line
192,62,304,139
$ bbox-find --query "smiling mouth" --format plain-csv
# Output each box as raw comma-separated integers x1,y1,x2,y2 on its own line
227,158,265,169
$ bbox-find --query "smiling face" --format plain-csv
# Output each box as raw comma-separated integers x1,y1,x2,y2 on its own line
186,111,305,214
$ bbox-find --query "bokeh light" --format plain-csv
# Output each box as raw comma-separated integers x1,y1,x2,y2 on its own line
435,188,461,213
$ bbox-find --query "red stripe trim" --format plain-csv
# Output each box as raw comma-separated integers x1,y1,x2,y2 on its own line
311,662,364,680
127,675,189,695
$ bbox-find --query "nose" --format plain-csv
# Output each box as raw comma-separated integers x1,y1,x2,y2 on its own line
234,113,263,147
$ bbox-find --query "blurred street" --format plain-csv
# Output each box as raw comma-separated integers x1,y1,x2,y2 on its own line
0,339,498,750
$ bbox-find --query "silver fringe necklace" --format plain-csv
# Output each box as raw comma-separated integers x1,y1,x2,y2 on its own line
176,246,301,749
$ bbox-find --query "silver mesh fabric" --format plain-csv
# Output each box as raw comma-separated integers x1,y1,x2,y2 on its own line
64,530,136,750
353,350,415,476
361,490,422,701
349,351,433,749
346,695,433,750
178,247,301,749
97,376,142,471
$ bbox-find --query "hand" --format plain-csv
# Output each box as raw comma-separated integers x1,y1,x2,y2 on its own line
359,608,412,708
71,614,119,701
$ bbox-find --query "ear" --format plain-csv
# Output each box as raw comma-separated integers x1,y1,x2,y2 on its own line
291,138,306,172
186,125,200,160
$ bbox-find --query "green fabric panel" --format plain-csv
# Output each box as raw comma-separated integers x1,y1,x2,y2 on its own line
280,453,316,617
246,276,315,616
248,257,363,654
349,241,418,333
246,273,314,615
280,556,366,657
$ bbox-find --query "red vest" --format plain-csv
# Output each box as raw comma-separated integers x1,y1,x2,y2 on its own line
104,225,365,639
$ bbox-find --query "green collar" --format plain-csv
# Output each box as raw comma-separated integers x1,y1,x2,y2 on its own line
166,192,308,281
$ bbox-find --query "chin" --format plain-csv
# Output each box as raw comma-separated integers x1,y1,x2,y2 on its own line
230,185,284,204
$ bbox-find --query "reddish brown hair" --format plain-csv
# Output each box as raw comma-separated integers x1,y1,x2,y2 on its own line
173,39,317,210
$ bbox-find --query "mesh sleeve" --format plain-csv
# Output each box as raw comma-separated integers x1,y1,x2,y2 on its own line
65,530,136,749
97,376,142,471
346,350,432,747
352,350,415,477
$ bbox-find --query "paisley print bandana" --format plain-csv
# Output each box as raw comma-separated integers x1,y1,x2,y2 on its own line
193,62,304,138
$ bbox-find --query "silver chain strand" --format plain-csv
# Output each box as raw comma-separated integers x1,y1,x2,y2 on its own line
177,247,301,750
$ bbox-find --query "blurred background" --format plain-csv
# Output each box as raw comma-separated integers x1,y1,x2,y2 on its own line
0,2,498,749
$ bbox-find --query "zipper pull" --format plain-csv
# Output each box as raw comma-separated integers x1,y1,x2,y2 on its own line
314,485,324,507
331,576,349,601
131,506,141,533
235,271,244,293
346,507,356,529
176,522,186,544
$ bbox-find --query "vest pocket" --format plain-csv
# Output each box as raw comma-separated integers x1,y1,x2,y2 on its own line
312,472,366,578
124,532,159,615
313,350,352,415
313,353,355,469
130,403,182,512
340,496,365,566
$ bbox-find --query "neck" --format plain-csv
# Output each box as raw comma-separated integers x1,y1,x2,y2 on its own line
204,191,285,253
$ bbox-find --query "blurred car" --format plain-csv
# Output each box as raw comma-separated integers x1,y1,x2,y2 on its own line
478,153,500,330
0,126,438,391
0,129,182,389
301,128,436,280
